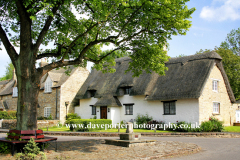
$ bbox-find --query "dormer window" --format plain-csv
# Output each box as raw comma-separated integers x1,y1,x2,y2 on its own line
124,87,132,95
12,87,18,97
89,90,96,97
45,76,52,93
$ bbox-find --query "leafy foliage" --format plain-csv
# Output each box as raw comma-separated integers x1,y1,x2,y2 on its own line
136,113,153,125
15,138,46,160
221,27,240,55
195,47,240,100
0,62,14,81
66,113,81,120
0,111,17,119
37,114,53,120
0,0,195,76
0,142,10,154
200,117,224,132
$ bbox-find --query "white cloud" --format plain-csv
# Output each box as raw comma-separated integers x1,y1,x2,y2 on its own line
200,0,240,21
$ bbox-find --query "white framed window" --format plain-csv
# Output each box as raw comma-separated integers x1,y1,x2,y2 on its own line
44,107,51,117
163,101,176,115
12,87,18,97
44,77,52,93
124,104,133,115
212,80,218,92
213,102,220,114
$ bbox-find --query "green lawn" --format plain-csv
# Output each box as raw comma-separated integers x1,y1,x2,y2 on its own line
40,126,172,133
40,126,71,132
224,126,240,132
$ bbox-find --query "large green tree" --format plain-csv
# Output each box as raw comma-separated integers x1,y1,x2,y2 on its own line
196,48,240,100
220,27,240,56
0,0,195,130
0,62,14,81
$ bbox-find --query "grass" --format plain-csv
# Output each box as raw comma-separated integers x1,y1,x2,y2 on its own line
223,126,240,132
40,126,70,132
40,126,172,133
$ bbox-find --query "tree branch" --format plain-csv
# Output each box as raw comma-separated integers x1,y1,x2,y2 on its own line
117,29,147,44
61,22,99,61
0,24,18,63
33,1,63,54
84,1,95,13
84,47,121,64
37,52,61,60
38,59,84,76
37,43,64,60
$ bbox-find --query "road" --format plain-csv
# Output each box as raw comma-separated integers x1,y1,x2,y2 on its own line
1,133,239,160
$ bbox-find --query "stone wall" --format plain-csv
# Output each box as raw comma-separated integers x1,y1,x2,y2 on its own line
1,95,18,111
1,120,59,129
199,64,238,126
38,88,60,119
60,68,89,123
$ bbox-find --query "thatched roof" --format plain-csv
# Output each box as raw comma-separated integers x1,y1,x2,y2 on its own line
0,66,78,96
40,66,78,89
0,80,16,96
76,51,236,103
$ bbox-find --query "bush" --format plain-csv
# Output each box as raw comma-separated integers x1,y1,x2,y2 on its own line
200,117,224,132
37,114,53,120
66,113,81,120
15,138,46,160
66,119,112,131
147,120,165,130
0,111,17,119
0,142,11,154
165,121,202,132
136,114,153,125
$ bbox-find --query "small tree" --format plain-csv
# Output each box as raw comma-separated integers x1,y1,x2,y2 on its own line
221,27,240,56
0,62,14,81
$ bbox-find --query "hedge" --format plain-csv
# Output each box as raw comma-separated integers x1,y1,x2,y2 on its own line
0,111,17,119
66,119,112,131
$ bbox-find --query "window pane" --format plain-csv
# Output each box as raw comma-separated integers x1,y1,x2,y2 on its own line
213,103,220,113
129,106,133,115
92,106,96,115
164,103,170,114
170,102,175,114
126,106,129,114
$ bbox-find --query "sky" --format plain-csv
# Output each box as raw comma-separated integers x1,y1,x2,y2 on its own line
0,0,240,77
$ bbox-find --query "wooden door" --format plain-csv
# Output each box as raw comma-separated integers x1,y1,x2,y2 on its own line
100,106,107,119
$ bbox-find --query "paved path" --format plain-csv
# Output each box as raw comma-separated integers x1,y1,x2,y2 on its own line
0,133,239,159
143,137,240,160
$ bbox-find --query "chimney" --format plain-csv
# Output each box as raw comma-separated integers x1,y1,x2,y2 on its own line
39,58,48,68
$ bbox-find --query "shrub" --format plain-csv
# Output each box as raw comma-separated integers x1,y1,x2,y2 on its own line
0,111,17,119
66,119,112,131
15,138,46,160
0,142,11,154
200,117,224,132
66,113,81,120
136,114,153,125
166,121,202,132
147,120,165,130
37,114,53,120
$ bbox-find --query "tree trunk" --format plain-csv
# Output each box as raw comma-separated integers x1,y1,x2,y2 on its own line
15,50,42,130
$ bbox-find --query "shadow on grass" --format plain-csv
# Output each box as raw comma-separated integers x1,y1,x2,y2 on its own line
46,139,105,153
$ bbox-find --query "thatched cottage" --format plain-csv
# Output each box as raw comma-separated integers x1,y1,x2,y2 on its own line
74,52,240,126
0,60,89,123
